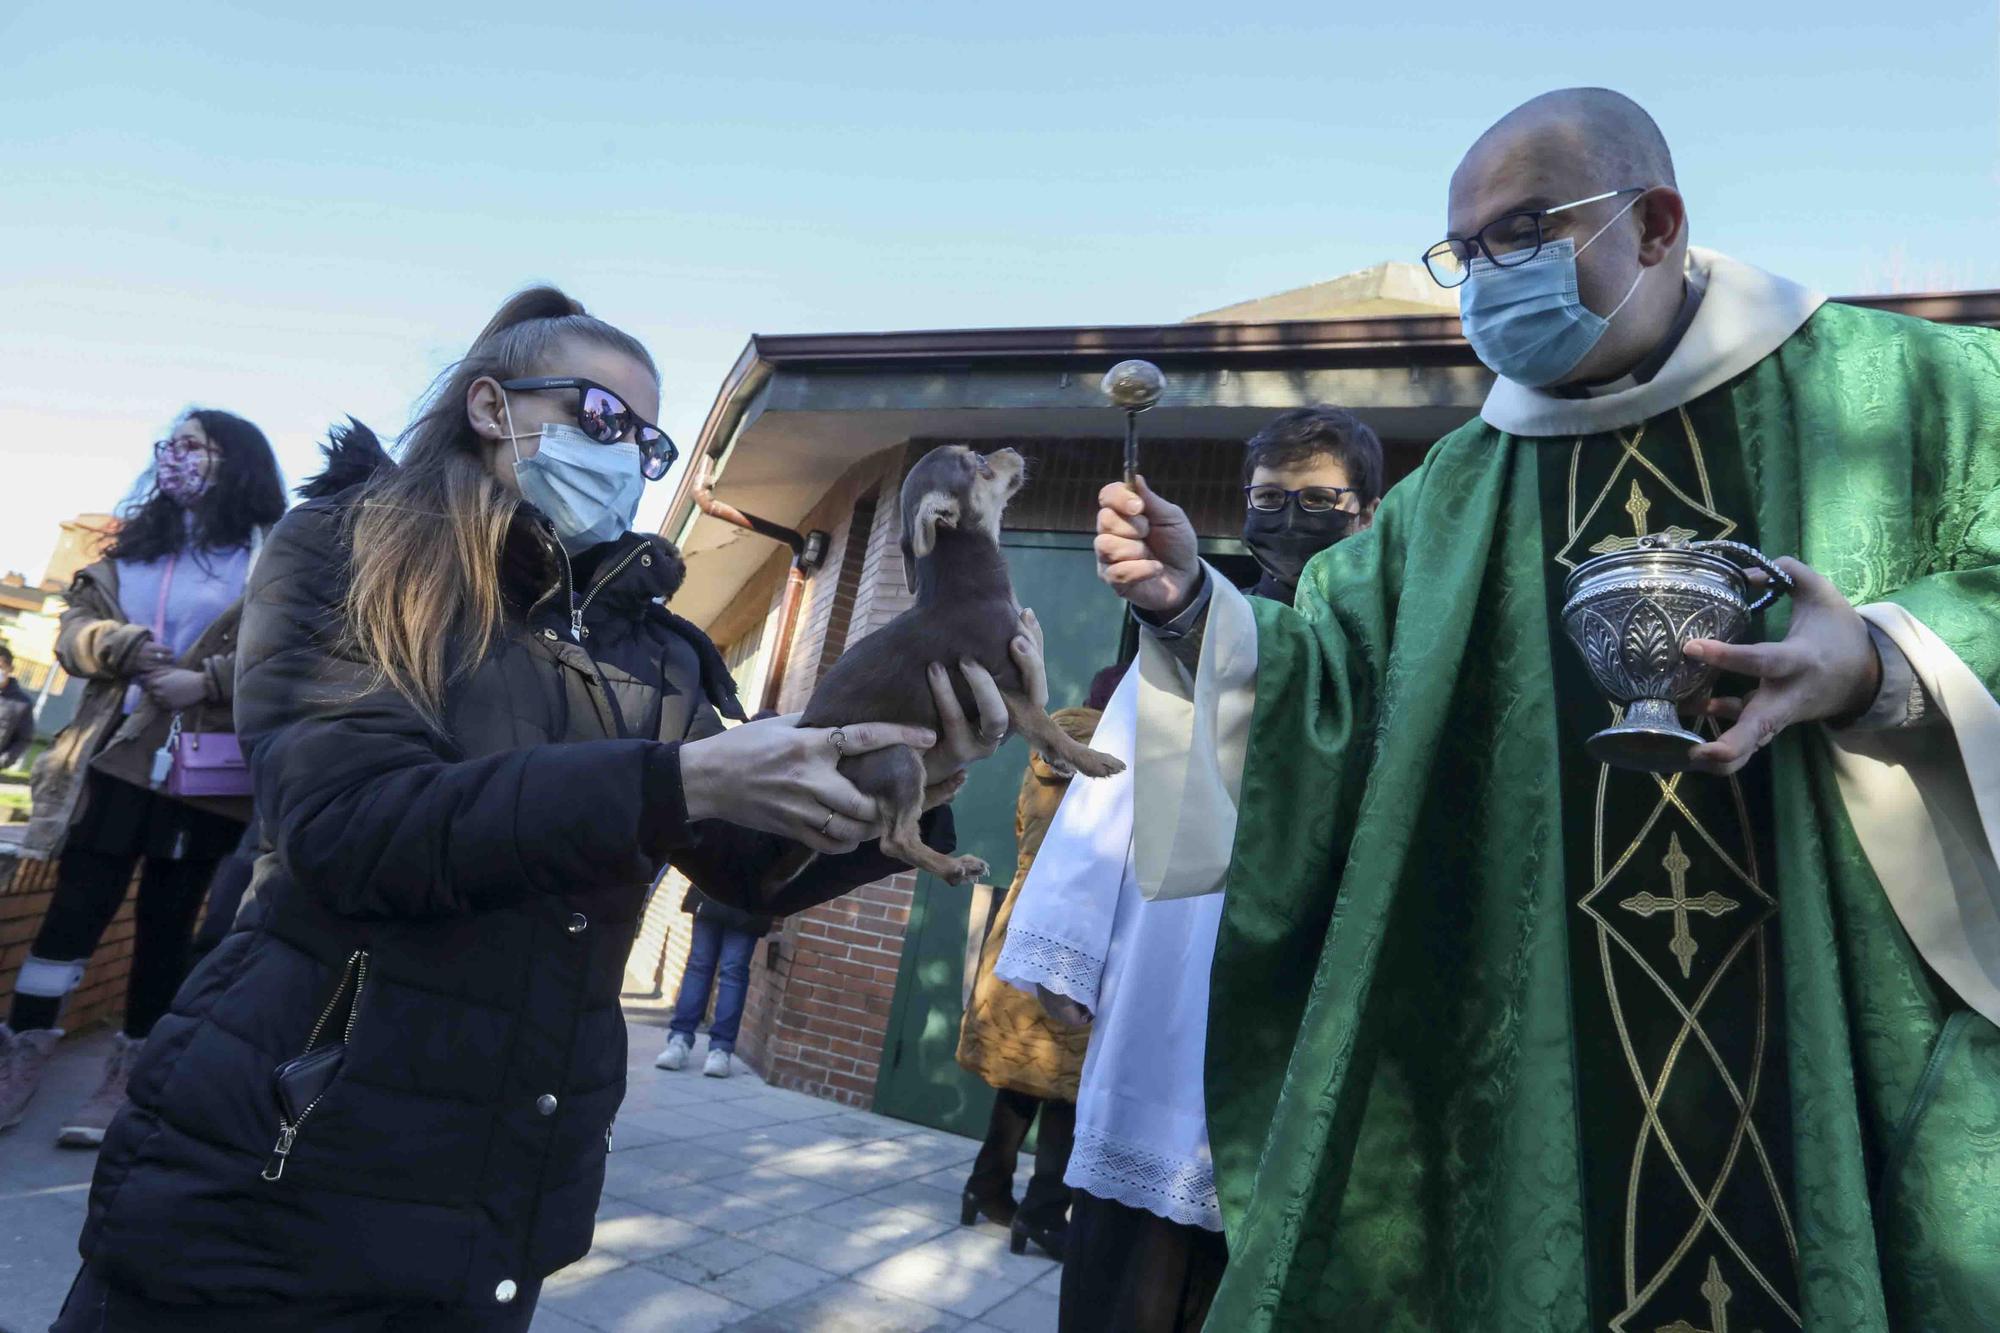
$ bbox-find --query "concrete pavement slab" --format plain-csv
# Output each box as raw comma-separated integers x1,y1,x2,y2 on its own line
848,1225,1057,1320
721,1278,964,1333
0,1018,1056,1333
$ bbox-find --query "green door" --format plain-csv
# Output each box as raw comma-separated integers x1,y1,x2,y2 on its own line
872,533,1128,1134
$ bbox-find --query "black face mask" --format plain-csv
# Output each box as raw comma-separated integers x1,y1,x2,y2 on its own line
1243,502,1356,594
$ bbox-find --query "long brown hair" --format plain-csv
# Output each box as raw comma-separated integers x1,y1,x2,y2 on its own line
343,287,657,728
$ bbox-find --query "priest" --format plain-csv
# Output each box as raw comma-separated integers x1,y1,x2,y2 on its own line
1093,87,2000,1331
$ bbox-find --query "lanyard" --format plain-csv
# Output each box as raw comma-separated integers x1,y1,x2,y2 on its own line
151,550,180,644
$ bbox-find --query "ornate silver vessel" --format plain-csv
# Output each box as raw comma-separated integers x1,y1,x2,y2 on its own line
1560,534,1793,773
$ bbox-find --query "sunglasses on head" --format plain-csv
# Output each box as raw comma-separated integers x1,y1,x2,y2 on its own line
500,377,679,481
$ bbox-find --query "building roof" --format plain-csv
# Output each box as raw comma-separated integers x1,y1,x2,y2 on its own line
1185,262,1459,322
659,285,2000,631
0,574,56,614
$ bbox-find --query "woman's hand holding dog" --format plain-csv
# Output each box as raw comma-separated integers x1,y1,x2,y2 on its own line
680,716,937,854
921,608,1048,786
680,609,1046,852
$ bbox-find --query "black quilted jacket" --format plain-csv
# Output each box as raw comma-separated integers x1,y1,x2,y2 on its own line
77,463,950,1313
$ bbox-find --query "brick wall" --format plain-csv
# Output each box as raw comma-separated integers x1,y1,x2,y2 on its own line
0,855,142,1035
754,870,913,1105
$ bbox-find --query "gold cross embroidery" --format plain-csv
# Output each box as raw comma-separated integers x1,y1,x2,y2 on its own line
1655,1257,1736,1333
1588,478,1700,556
1620,835,1740,979
1625,480,1652,536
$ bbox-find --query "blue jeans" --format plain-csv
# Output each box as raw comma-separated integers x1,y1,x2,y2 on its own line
668,916,757,1052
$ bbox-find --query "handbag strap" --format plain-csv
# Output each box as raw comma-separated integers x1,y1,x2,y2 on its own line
150,552,207,736
151,550,179,641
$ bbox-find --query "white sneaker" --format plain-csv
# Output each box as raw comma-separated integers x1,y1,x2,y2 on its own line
0,1024,64,1132
654,1034,692,1071
702,1048,732,1079
58,1031,141,1149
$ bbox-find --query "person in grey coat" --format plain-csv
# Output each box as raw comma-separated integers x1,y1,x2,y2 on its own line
0,643,33,772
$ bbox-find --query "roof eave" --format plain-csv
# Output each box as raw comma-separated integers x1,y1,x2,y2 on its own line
661,287,2000,539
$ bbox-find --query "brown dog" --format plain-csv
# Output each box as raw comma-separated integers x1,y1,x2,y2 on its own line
765,445,1125,889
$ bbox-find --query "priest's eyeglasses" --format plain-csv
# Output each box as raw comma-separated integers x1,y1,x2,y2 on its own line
1422,186,1648,288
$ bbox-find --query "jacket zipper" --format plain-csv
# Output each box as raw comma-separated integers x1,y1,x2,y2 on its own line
261,949,368,1182
540,525,644,736
555,540,584,642
570,542,648,642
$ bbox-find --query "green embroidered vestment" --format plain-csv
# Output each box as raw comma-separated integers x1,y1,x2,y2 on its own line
1202,301,2000,1331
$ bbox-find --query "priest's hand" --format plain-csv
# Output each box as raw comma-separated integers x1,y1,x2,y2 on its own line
1681,559,1881,776
1096,476,1201,615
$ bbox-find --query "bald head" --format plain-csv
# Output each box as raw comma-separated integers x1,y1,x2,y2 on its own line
1448,88,1691,386
1462,89,1675,201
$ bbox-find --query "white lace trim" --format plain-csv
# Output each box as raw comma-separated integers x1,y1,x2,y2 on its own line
993,925,1103,1009
1067,1122,1224,1231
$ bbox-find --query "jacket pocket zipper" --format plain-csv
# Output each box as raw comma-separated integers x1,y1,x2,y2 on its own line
261,949,368,1182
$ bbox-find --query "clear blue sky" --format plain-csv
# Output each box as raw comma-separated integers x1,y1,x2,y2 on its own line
3,2,1994,581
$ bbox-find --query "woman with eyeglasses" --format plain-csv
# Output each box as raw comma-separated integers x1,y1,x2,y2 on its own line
2,412,281,1152
51,288,1026,1331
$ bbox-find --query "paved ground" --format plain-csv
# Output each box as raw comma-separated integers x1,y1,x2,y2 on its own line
0,1017,1060,1333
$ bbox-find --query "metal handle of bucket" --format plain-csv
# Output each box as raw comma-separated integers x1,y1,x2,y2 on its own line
1692,540,1794,613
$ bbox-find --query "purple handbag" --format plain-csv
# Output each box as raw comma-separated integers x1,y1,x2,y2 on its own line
158,712,252,800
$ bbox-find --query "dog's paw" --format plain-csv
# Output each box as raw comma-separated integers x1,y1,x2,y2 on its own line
1068,747,1126,779
946,856,990,886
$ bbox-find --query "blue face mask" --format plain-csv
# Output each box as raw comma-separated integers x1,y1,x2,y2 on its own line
1458,198,1646,388
504,397,645,553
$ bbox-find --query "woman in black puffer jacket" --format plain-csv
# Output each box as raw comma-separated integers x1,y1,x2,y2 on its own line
54,289,1041,1331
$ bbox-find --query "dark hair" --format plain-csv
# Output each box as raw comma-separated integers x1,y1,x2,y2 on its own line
1242,406,1384,504
0,642,12,667
104,409,286,562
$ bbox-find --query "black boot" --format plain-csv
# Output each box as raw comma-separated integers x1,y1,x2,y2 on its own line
1009,1216,1067,1261
961,1188,1017,1227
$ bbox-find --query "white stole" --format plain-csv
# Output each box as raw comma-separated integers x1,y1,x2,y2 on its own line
1134,567,1259,901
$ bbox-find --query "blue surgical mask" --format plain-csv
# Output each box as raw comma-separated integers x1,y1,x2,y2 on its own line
1459,197,1647,388
503,397,645,553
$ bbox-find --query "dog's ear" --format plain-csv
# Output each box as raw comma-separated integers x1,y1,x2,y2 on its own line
900,490,960,591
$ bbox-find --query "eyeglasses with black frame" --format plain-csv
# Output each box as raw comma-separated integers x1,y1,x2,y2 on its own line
499,377,680,480
1422,186,1648,289
1243,484,1358,513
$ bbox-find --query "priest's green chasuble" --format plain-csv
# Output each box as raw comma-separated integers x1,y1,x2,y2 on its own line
1192,296,2000,1331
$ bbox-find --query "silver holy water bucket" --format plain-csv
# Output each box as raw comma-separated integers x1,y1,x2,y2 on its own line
1559,534,1794,773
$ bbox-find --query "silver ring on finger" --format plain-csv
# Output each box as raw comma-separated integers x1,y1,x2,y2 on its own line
829,728,847,755
820,810,836,837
